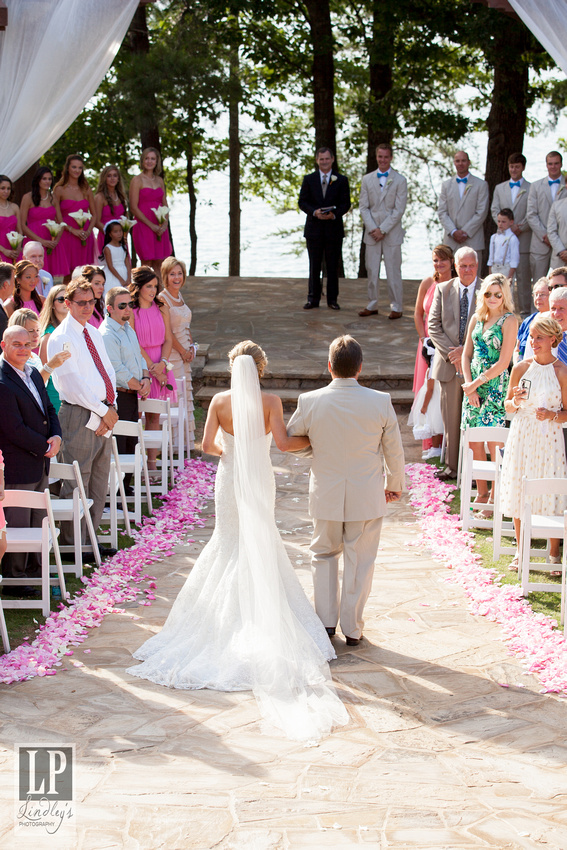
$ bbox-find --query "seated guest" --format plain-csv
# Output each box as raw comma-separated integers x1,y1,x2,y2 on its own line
0,262,15,339
80,264,106,328
22,241,54,297
522,267,567,360
39,284,69,412
4,260,45,319
0,326,61,596
514,277,549,363
8,308,70,381
47,277,118,561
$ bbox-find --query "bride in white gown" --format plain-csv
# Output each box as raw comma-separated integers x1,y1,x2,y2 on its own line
127,340,348,741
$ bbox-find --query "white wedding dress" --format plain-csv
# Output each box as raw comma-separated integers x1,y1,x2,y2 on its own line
127,355,348,741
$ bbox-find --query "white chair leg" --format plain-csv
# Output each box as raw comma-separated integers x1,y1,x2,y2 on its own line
0,603,9,653
41,528,50,617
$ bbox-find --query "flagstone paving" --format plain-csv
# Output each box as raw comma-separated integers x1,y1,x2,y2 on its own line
1,276,566,848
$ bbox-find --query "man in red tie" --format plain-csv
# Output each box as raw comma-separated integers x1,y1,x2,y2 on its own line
47,277,119,561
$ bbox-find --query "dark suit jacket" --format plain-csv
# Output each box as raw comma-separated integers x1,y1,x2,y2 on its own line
0,305,8,342
0,358,62,485
298,171,351,240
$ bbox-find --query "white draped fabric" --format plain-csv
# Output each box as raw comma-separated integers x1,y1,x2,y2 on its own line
0,0,139,181
509,0,567,76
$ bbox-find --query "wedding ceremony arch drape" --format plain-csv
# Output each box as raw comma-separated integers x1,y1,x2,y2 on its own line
508,0,567,76
0,0,139,181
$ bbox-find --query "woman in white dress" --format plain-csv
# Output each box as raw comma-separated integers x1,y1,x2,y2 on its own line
500,316,567,570
159,256,195,451
128,340,348,741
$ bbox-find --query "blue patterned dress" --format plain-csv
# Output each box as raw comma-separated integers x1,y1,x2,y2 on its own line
461,313,513,429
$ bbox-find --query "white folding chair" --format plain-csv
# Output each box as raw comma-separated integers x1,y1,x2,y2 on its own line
460,426,509,531
49,460,101,577
0,566,10,652
165,375,189,470
139,398,174,492
562,511,567,633
1,489,67,617
519,477,567,603
111,420,152,524
492,448,517,560
101,451,132,547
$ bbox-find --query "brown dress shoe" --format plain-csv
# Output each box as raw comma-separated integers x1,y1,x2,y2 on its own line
358,308,378,317
388,311,403,320
345,636,361,647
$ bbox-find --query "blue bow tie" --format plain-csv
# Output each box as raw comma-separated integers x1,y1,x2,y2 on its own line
549,179,561,185
377,171,389,179
456,177,468,184
509,181,521,188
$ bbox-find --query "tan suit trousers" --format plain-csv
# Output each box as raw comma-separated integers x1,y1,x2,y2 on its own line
530,250,551,287
310,516,383,640
439,373,463,473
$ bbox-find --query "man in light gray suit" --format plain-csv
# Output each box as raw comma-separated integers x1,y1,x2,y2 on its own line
438,151,489,261
491,152,532,315
287,335,405,646
359,143,407,320
547,196,567,269
527,150,566,283
428,247,481,480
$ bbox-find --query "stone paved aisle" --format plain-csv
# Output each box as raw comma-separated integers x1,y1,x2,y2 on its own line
1,442,567,849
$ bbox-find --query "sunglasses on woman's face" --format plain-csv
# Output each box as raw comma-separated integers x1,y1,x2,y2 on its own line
484,291,503,299
54,296,66,303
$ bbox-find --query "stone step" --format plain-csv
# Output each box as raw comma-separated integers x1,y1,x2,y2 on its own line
195,384,414,411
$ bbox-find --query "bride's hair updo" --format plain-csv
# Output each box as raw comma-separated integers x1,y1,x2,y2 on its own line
228,340,268,377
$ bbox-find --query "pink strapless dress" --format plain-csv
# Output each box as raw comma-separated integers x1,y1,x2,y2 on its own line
0,214,21,263
96,201,126,256
132,187,172,262
25,204,68,276
134,302,177,402
59,199,95,272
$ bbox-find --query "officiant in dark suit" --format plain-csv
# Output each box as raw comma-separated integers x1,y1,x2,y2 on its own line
298,148,351,310
0,326,61,592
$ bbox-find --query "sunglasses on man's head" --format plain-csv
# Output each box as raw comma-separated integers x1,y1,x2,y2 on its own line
116,300,135,310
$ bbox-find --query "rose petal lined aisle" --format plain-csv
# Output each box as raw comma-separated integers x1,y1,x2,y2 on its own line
0,458,216,685
406,462,567,696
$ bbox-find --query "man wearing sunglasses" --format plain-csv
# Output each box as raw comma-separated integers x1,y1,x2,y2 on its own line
101,287,151,490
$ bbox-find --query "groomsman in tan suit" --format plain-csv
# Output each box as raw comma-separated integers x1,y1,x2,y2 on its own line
547,195,567,269
491,152,532,315
438,151,489,260
287,335,405,646
358,143,407,320
428,247,481,480
527,150,566,282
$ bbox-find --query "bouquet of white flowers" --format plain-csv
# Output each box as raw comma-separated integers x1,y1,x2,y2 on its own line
118,215,137,235
44,219,65,254
68,210,92,246
6,231,24,253
151,205,169,241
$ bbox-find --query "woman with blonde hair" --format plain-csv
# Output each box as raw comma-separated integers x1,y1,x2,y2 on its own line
129,147,172,280
461,273,518,511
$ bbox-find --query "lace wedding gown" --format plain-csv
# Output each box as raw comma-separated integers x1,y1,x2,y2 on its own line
127,355,348,741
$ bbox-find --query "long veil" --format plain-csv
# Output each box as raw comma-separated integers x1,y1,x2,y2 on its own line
231,355,348,741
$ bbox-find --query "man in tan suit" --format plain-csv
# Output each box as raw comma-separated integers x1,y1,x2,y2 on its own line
438,151,489,260
358,143,407,320
527,150,566,282
547,196,567,269
491,152,532,315
428,247,481,480
287,335,405,646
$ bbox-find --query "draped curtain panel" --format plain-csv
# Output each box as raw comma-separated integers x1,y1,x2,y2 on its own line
0,0,139,181
509,0,567,76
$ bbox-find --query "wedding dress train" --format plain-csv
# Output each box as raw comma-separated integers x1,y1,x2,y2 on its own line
127,355,348,741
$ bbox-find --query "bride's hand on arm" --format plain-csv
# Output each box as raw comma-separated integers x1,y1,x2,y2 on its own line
268,396,310,452
201,397,223,456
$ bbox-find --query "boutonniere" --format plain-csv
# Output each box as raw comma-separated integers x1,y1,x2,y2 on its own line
386,178,393,186
558,185,565,197
517,189,526,197
330,175,338,183
463,184,471,195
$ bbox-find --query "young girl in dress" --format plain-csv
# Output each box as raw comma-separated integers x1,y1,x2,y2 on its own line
408,340,443,456
0,175,22,264
4,260,45,319
100,220,131,293
94,165,127,256
53,155,96,282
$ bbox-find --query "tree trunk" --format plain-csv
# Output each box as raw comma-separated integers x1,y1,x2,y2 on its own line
126,4,161,152
228,43,241,277
186,141,198,277
303,0,336,158
13,161,39,205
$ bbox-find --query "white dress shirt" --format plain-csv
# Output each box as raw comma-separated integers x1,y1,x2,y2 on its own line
488,230,521,268
550,180,561,201
47,313,116,417
509,178,523,205
457,173,470,199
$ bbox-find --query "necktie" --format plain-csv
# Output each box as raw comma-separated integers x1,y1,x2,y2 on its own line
459,287,469,344
456,177,468,184
509,181,521,188
549,179,561,185
83,326,115,405
321,174,328,197
377,171,389,179
558,332,567,364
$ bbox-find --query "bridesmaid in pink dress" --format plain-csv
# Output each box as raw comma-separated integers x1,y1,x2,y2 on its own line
129,266,177,473
21,167,67,277
413,245,454,456
4,260,45,320
94,165,127,256
129,147,172,281
0,175,22,264
77,264,107,329
53,155,96,281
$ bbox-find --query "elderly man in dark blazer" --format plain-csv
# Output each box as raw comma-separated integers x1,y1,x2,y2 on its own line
0,326,61,594
298,147,351,310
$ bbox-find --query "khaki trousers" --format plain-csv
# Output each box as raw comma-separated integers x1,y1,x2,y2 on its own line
439,373,463,473
310,516,383,640
365,242,403,313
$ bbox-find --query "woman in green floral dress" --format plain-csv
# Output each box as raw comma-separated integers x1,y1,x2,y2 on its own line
461,273,518,509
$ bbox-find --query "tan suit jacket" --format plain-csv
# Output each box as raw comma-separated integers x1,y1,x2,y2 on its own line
359,168,407,246
547,196,567,265
527,176,567,256
287,378,405,522
438,174,489,251
491,179,531,253
428,277,481,382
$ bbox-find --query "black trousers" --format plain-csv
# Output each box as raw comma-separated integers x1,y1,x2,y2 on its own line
306,235,342,305
117,391,139,488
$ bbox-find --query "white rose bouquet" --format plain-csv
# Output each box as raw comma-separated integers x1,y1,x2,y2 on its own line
44,219,65,254
6,231,24,252
68,210,92,246
151,205,169,241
